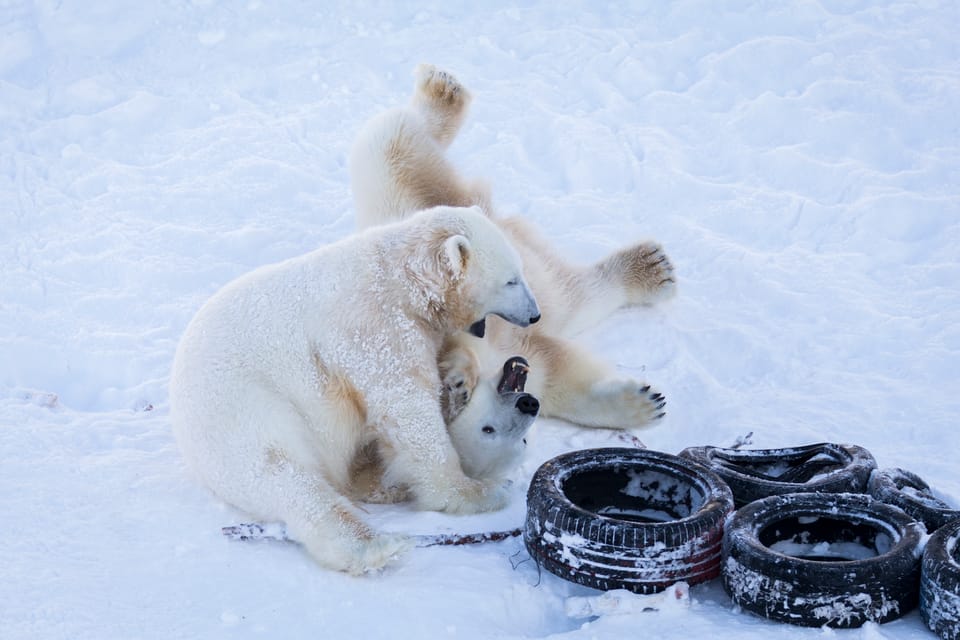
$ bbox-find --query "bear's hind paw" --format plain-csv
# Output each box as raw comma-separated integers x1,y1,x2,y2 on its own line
414,63,469,108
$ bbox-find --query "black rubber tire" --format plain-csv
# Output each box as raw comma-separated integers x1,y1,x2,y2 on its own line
722,492,924,628
524,448,735,594
679,442,876,507
921,517,960,640
869,468,960,534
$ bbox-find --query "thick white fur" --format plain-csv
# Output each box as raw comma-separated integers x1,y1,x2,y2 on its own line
443,368,537,480
350,64,677,430
170,206,539,575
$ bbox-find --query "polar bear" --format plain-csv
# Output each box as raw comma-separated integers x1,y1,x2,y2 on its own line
442,355,538,479
350,65,675,430
170,206,540,575
352,355,538,503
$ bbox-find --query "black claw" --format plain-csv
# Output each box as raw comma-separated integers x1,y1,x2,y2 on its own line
656,412,666,419
650,393,663,401
639,385,651,393
656,400,666,410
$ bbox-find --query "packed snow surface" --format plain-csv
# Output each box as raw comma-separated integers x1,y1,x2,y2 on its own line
2,1,958,639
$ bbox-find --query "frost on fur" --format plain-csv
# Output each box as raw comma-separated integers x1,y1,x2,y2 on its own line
170,207,538,574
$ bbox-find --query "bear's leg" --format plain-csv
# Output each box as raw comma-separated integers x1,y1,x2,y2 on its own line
411,63,472,149
382,129,490,212
351,63,490,226
207,388,412,575
554,241,678,337
374,104,491,216
526,334,667,429
268,453,413,574
496,218,674,338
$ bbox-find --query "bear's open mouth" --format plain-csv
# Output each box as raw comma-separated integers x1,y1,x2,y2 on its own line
497,356,529,393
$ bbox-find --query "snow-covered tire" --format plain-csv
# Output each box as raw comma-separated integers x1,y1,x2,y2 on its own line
722,492,924,628
679,443,876,507
921,517,960,640
869,468,960,534
523,448,735,594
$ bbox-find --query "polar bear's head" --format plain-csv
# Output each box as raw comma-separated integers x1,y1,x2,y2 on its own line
445,356,539,479
409,206,540,337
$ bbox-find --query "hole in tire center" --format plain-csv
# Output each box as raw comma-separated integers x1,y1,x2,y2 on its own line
712,446,849,483
759,515,896,562
562,467,705,524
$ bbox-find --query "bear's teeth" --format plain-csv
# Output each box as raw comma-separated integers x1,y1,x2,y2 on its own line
498,356,530,394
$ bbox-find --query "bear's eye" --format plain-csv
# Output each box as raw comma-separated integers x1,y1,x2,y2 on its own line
506,278,519,286
482,425,496,434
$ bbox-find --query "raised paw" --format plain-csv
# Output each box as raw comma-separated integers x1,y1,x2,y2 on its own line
611,241,677,305
411,64,472,147
414,63,470,108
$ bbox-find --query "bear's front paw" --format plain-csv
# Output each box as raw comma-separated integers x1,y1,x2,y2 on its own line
449,478,510,514
617,242,677,305
623,383,667,424
589,379,667,428
440,370,473,422
439,346,479,422
417,477,509,515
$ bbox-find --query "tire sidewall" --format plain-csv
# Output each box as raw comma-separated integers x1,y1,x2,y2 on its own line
525,448,735,593
921,517,960,639
680,443,876,506
722,492,924,628
869,467,960,533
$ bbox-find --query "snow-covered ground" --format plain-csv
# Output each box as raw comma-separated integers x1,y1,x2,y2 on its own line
2,1,958,638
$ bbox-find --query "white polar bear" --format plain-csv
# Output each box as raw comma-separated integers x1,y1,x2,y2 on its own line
350,65,676,431
442,355,538,479
352,355,538,503
170,206,540,575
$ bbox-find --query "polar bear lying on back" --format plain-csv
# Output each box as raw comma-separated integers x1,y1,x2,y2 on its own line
351,65,675,431
170,206,540,574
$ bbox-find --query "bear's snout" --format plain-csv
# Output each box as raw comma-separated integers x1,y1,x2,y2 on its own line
515,393,540,416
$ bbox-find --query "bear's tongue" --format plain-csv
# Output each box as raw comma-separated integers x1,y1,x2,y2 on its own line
497,356,529,394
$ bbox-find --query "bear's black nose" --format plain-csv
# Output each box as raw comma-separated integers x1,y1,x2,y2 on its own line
516,393,540,416
529,314,541,325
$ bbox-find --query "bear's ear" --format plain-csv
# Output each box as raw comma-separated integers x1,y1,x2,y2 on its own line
440,234,471,280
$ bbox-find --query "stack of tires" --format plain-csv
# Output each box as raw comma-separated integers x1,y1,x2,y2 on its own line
523,443,959,637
